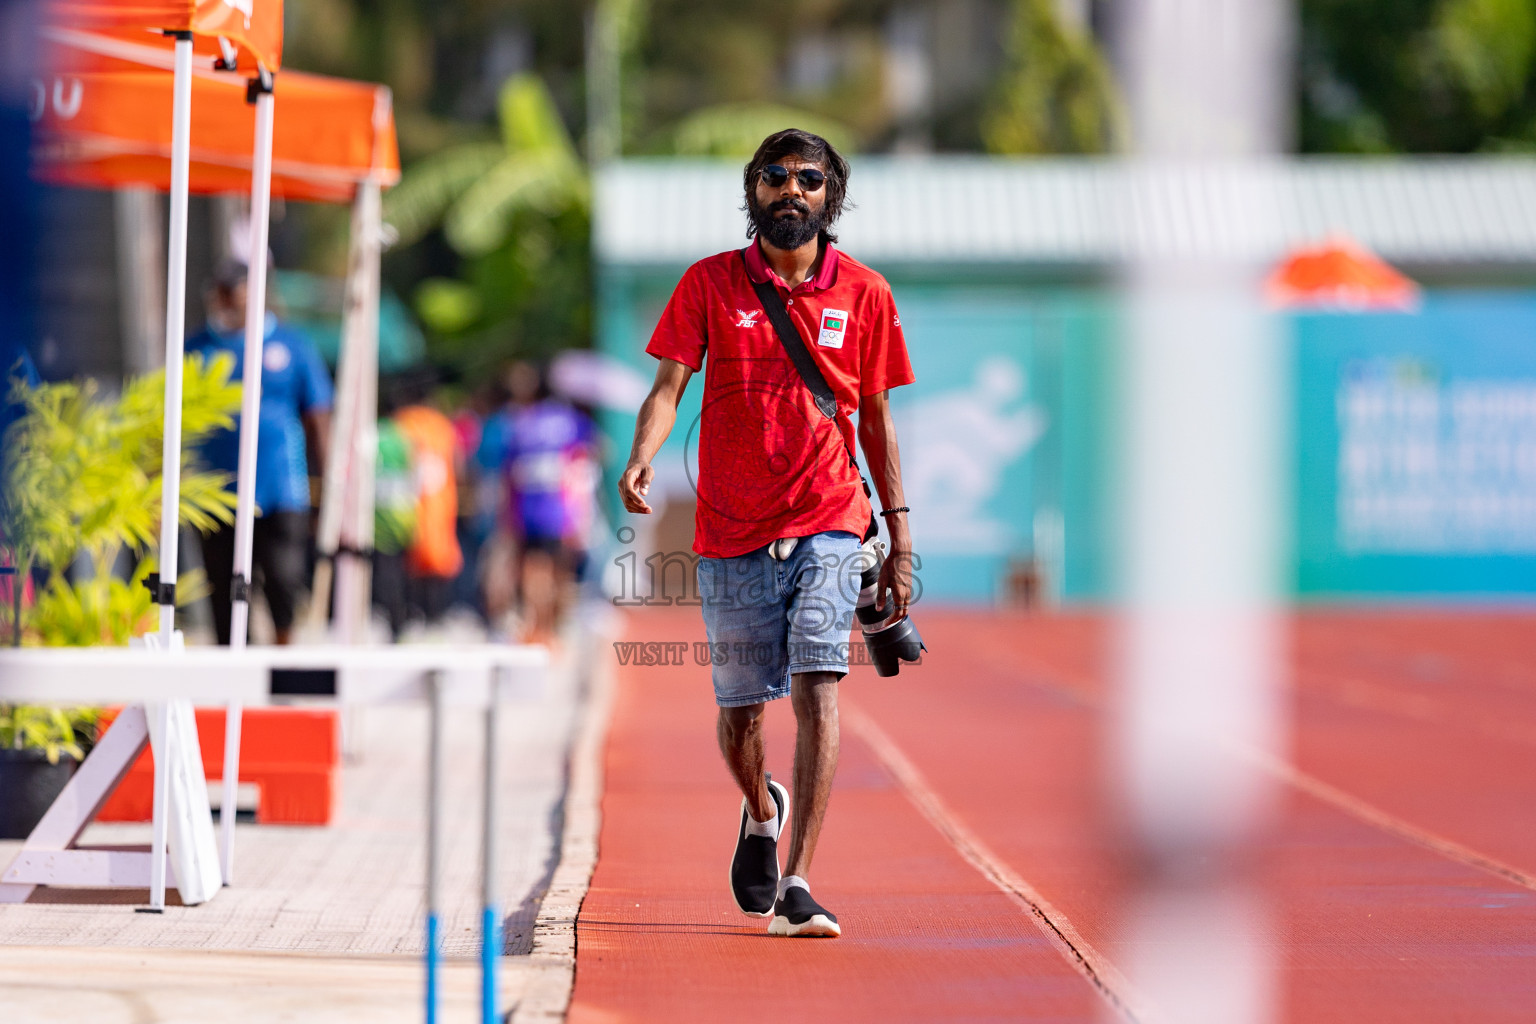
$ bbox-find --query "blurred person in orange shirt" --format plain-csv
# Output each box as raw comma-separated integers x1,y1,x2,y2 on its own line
389,371,464,628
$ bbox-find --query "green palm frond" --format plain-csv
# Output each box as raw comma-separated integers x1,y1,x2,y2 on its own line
499,73,577,156
382,141,505,250
386,74,588,258
174,465,239,534
3,354,243,647
445,148,586,256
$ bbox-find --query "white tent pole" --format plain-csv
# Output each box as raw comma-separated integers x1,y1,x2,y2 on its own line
351,182,381,641
333,182,381,645
147,29,194,914
307,192,368,635
154,32,193,647
221,67,276,886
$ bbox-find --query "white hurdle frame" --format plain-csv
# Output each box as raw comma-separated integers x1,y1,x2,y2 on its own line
0,644,546,1024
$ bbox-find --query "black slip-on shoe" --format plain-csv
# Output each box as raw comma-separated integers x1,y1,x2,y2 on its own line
729,774,788,917
768,884,841,937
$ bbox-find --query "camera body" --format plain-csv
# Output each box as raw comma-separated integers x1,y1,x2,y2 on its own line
852,543,926,677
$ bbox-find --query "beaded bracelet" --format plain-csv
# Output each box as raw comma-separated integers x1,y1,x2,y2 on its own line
879,506,910,517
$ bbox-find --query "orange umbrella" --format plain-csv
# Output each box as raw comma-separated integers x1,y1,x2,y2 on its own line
34,69,399,202
42,0,283,70
1265,237,1420,312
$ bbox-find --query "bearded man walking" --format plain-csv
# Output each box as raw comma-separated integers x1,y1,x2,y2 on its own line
619,129,915,937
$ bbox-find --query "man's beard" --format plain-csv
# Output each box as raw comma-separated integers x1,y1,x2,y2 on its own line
749,195,828,250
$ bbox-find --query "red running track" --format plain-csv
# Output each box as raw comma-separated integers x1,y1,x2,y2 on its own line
567,609,1536,1023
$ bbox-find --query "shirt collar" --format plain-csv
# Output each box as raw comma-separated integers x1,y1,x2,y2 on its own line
743,238,840,293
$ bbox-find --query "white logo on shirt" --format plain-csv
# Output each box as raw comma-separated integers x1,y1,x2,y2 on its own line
263,341,291,372
735,308,762,328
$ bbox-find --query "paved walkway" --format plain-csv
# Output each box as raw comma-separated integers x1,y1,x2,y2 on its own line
0,946,517,1023
0,624,603,1022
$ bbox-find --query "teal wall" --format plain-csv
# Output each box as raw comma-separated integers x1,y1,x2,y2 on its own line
601,264,1536,603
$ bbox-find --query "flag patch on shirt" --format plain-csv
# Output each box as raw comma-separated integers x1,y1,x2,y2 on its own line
817,308,848,348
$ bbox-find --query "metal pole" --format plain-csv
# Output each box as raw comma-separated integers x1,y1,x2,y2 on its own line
221,69,277,886
154,31,194,646
342,182,381,643
314,183,380,643
306,191,368,635
425,671,444,1024
481,667,503,1024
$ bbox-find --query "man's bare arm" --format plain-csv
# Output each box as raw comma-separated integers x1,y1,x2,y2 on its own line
857,389,913,618
618,358,694,514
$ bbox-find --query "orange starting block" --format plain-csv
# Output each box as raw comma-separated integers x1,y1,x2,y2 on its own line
96,707,340,825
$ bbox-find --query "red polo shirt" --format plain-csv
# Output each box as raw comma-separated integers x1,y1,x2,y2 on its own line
646,240,915,558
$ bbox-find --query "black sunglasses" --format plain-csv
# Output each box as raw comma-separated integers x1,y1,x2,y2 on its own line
759,164,826,192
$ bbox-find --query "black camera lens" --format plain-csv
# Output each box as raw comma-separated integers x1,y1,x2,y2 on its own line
852,546,926,676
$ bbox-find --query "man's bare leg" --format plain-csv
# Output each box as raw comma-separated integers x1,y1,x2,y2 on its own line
718,702,774,821
785,671,839,878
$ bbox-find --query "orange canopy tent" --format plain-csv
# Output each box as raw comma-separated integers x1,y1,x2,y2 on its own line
35,19,397,909
35,6,294,691
1265,237,1420,312
34,68,399,202
43,0,283,70
27,4,398,925
39,20,397,201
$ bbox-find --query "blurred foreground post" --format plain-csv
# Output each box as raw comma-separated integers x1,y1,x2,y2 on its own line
1115,2,1293,1022
311,182,382,643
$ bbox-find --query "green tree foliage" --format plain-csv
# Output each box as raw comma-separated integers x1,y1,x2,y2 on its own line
662,103,856,157
1301,0,1536,152
385,74,588,255
633,1,902,152
2,355,241,646
979,0,1122,155
383,75,592,375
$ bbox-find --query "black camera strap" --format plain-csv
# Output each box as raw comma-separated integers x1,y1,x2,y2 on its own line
743,248,878,543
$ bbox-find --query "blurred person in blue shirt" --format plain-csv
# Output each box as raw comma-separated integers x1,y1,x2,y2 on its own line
191,260,333,645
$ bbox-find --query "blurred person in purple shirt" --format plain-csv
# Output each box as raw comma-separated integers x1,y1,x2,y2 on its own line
479,361,595,645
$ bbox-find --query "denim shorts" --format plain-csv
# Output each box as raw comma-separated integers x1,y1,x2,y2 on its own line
697,531,864,707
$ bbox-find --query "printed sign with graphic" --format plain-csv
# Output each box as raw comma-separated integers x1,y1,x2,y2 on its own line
1295,293,1536,594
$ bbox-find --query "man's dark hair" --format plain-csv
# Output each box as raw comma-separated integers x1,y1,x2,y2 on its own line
742,129,851,245
210,258,248,301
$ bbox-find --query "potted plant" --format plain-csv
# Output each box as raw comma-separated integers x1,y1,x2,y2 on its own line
0,354,241,836
0,706,98,838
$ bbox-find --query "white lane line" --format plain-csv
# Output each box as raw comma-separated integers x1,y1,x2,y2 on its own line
1238,747,1536,893
842,699,1155,1024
